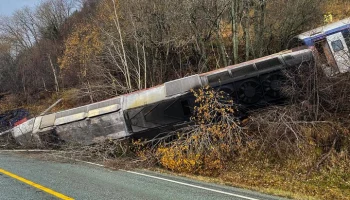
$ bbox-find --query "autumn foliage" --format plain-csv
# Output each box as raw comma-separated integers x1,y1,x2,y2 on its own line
1,0,350,199
156,87,244,176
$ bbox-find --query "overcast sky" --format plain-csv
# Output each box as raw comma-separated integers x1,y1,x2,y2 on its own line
0,0,41,17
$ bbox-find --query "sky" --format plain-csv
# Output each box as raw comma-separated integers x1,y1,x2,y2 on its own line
0,0,41,17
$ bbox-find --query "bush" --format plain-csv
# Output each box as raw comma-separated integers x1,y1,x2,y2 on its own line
156,87,245,176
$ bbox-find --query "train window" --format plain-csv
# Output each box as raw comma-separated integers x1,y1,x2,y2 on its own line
255,58,282,71
331,40,344,52
207,70,231,84
231,65,256,78
342,29,350,49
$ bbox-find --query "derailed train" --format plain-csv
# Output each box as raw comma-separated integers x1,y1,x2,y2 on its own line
0,49,313,146
1,18,350,146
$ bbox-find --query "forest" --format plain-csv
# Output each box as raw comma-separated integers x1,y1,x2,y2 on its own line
1,1,350,199
0,0,348,109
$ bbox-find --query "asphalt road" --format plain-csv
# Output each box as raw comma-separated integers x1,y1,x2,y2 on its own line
0,152,286,200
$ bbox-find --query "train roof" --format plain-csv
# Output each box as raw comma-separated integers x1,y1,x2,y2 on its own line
297,18,350,45
200,48,310,76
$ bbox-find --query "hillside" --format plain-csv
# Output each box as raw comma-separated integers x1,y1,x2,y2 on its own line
1,0,350,199
0,0,347,112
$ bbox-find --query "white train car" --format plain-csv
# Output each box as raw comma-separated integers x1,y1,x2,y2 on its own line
297,18,350,75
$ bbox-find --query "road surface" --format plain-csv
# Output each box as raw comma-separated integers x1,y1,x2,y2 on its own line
0,152,286,200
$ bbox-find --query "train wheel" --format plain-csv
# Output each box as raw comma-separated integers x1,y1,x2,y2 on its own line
262,73,286,99
237,79,263,104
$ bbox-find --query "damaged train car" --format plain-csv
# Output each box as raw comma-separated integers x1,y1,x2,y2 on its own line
0,49,313,146
2,18,350,147
296,17,350,75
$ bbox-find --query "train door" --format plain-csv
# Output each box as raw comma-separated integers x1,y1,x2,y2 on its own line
315,39,339,75
326,32,350,73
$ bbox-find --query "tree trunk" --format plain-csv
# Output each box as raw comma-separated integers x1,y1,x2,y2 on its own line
217,30,228,67
112,0,132,92
231,0,239,64
142,43,147,89
256,0,266,58
243,1,251,61
48,54,60,92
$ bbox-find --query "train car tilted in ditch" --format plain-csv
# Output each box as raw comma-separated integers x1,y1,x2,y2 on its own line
0,48,312,146
3,18,350,146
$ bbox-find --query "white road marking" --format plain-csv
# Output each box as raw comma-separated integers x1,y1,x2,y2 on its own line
51,155,105,167
69,158,105,167
5,151,260,200
123,170,260,200
0,150,104,167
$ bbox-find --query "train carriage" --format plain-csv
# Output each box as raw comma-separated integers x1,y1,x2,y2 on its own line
297,17,350,75
7,17,350,146
0,48,313,145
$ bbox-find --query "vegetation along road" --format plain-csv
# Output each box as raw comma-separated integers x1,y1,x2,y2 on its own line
0,152,285,200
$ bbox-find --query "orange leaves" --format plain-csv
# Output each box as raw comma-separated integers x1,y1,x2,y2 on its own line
156,147,201,174
156,87,244,176
58,23,102,77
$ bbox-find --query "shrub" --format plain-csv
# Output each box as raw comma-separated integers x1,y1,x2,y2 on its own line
156,86,245,176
